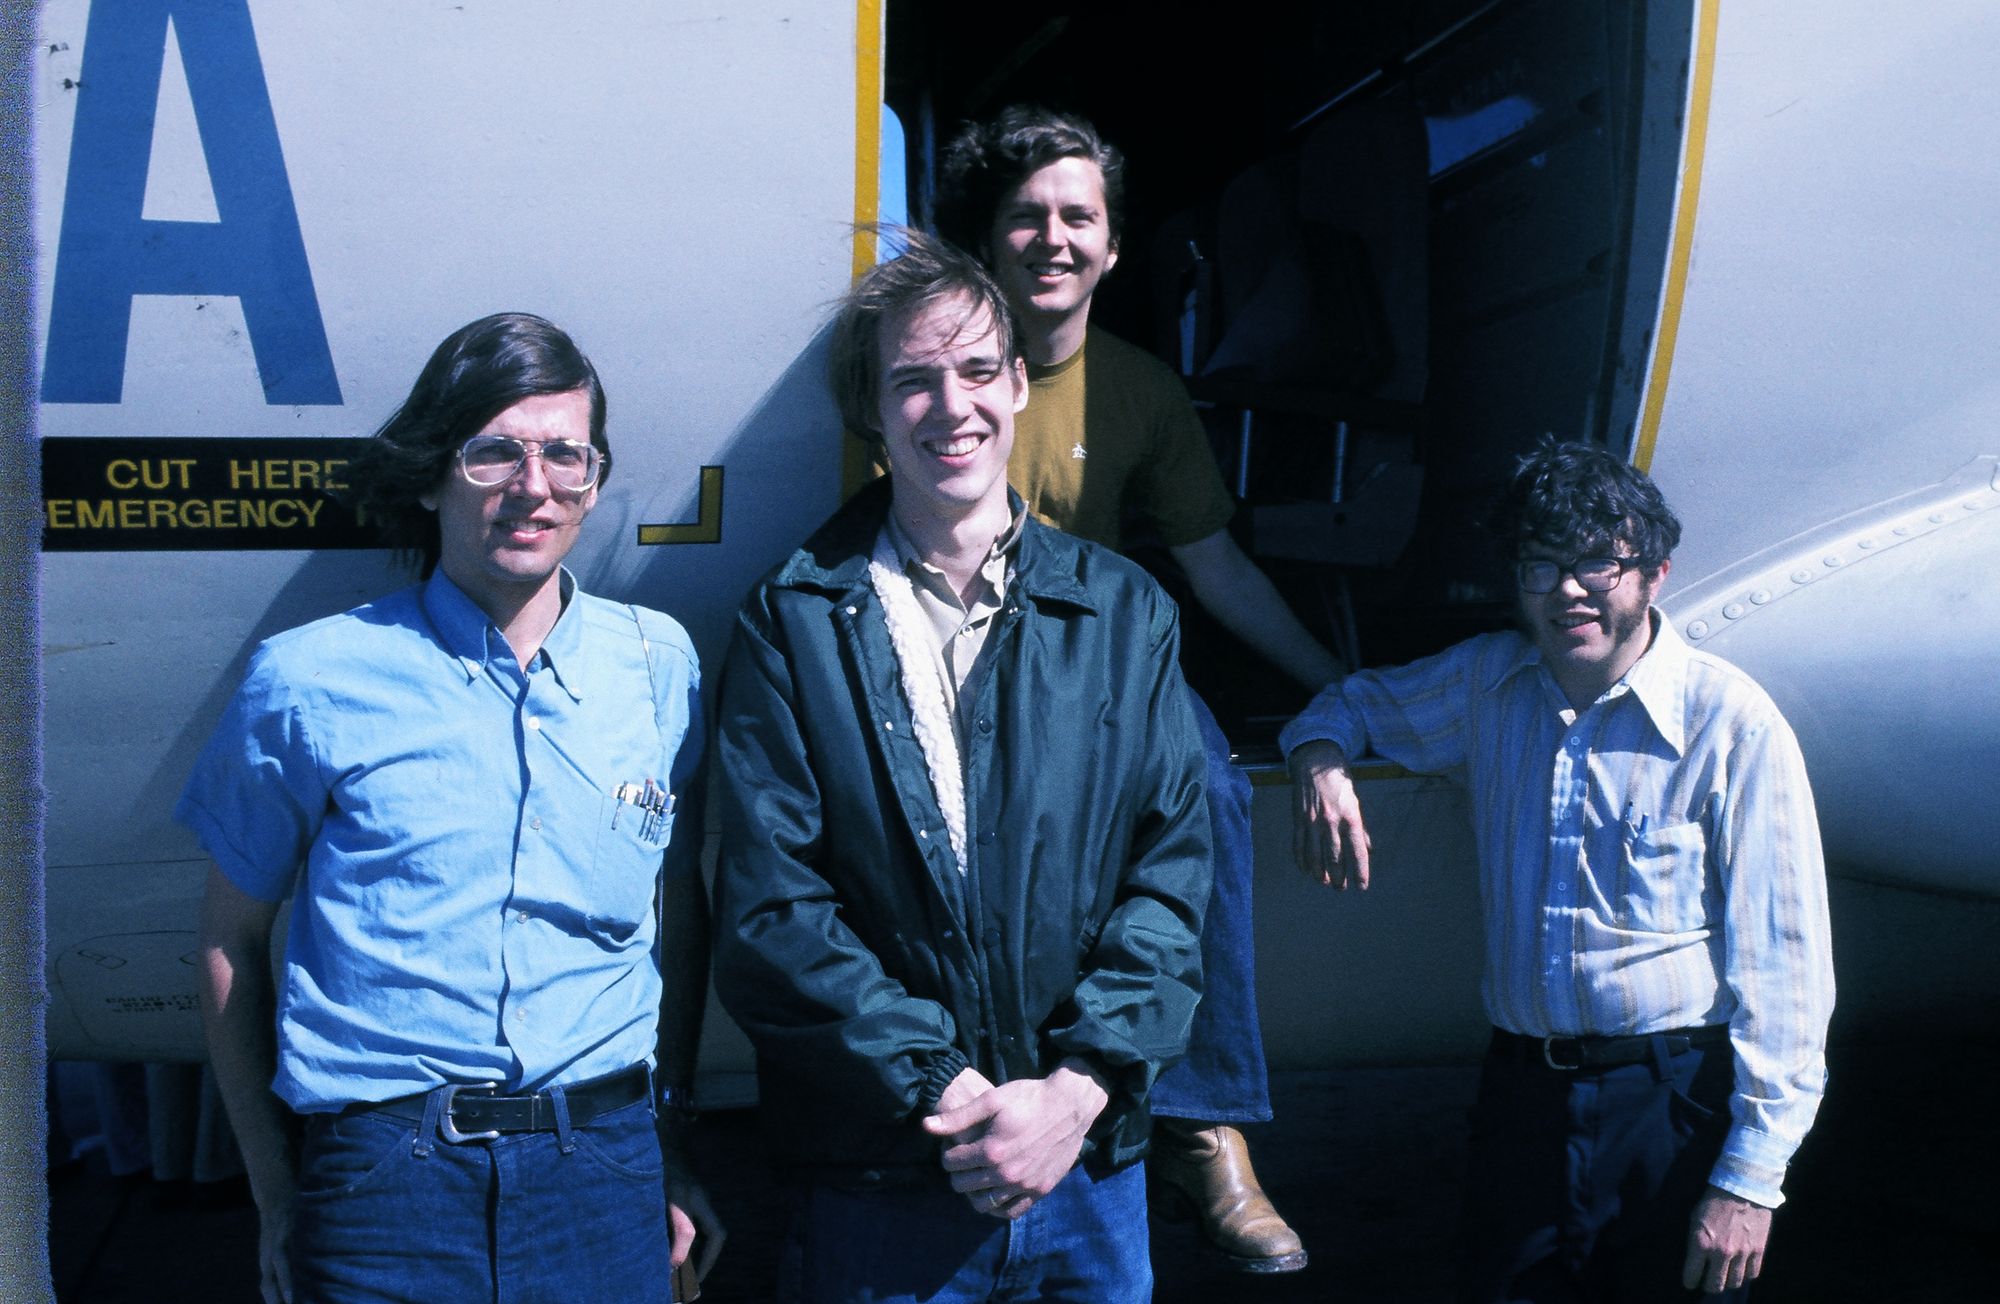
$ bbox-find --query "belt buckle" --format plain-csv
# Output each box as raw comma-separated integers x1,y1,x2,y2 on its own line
1541,1035,1582,1071
436,1083,502,1144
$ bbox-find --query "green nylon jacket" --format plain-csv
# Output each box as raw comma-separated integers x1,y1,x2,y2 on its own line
713,479,1212,1187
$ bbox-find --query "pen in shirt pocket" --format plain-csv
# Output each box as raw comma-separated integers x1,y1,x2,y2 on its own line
612,779,675,838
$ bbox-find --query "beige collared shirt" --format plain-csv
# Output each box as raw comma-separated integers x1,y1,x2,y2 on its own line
879,507,1025,741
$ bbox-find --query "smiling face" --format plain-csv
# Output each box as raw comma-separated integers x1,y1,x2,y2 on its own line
876,294,1027,537
1517,541,1668,706
986,156,1119,360
420,388,598,620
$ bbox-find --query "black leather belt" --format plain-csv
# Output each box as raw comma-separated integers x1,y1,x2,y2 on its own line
1492,1025,1728,1072
348,1064,649,1142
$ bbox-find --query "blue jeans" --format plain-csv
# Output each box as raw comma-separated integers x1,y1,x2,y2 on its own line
776,1161,1150,1303
1150,692,1272,1123
289,1094,675,1303
1458,1034,1747,1304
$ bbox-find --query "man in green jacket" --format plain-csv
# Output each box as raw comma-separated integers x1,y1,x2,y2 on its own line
712,230,1213,1302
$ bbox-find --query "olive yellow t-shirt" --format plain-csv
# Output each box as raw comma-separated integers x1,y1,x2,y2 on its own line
1010,327,1235,550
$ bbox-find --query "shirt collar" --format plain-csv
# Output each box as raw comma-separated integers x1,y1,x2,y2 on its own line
1026,330,1089,384
881,501,1026,598
1483,607,1689,756
420,568,585,700
1618,608,1690,756
778,479,1095,612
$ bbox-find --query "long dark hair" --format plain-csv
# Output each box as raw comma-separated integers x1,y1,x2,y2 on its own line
343,312,608,573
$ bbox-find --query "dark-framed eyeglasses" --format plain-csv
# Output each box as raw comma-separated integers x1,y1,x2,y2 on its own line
1515,555,1648,595
455,434,604,491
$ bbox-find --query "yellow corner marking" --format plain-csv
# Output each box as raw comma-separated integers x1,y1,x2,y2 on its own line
1633,0,1719,473
636,466,724,546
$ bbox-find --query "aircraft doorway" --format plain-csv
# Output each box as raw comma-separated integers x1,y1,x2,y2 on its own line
885,0,1694,750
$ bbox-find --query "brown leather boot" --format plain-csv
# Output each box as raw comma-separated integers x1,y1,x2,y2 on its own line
1148,1119,1308,1273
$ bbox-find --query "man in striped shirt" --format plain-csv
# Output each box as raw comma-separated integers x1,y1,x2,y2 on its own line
1283,440,1833,1302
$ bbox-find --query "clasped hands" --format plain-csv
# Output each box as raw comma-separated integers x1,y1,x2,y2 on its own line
921,1059,1110,1220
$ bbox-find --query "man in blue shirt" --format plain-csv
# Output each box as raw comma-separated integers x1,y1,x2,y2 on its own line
181,313,721,1302
1285,441,1834,1302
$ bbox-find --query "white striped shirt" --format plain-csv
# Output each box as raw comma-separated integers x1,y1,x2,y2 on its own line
1279,612,1834,1207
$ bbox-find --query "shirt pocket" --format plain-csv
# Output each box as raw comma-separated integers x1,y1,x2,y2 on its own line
583,791,675,944
596,787,676,855
1617,820,1709,934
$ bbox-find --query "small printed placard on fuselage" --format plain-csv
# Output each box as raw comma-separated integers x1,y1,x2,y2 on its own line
41,436,377,552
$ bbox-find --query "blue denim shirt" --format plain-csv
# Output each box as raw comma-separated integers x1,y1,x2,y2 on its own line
177,570,702,1111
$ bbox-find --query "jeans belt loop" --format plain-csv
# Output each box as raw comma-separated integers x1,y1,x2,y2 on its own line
1649,1032,1676,1082
413,1083,445,1157
551,1083,577,1155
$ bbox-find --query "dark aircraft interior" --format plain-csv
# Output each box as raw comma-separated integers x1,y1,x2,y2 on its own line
888,0,1693,748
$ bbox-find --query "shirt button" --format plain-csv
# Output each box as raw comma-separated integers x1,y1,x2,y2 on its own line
1555,880,1566,893
517,910,530,923
977,717,993,733
530,817,542,830
977,831,994,845
526,715,542,731
918,829,929,839
884,720,895,732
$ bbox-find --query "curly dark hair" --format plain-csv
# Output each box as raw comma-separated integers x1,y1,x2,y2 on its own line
934,104,1127,258
1487,437,1682,568
827,227,1021,442
343,313,608,574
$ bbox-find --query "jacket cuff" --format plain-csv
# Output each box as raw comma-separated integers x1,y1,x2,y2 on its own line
1044,1030,1151,1107
915,1048,972,1112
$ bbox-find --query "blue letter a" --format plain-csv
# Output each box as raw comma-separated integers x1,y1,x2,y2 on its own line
42,0,341,405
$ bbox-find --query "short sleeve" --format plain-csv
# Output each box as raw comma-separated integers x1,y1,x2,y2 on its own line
173,644,327,902
1123,356,1235,547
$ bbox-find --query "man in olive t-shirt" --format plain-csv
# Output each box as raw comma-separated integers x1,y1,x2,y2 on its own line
937,105,1343,1275
1009,325,1235,552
